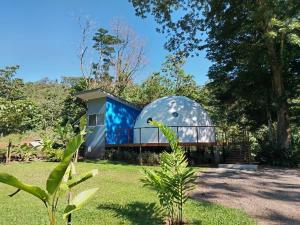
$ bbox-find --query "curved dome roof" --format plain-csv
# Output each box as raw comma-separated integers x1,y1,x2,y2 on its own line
134,96,215,143
135,96,213,127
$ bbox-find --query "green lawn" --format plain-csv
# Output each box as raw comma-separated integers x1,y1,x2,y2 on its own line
0,161,255,225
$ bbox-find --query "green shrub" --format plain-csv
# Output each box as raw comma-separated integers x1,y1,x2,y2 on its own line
141,151,160,165
104,149,161,165
0,148,6,161
40,137,63,162
13,144,42,162
142,121,196,224
253,126,300,167
44,148,64,162
255,144,300,167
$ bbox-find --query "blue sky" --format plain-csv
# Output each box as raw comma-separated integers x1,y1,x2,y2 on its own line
0,0,211,84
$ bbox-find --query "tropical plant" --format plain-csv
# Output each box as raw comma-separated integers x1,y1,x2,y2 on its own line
141,121,196,225
0,130,98,225
15,144,37,162
55,122,75,146
45,148,64,162
40,136,62,162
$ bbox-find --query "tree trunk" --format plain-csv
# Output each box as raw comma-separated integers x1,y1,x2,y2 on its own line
276,100,290,149
267,109,274,144
266,41,291,150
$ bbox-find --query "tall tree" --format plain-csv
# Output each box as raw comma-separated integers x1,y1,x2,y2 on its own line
0,65,24,100
161,55,199,99
77,19,146,96
92,27,123,81
0,66,41,135
111,20,146,96
138,72,172,105
129,0,300,150
61,77,87,125
24,78,69,129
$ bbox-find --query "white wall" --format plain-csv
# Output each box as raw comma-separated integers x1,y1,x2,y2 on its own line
134,96,215,144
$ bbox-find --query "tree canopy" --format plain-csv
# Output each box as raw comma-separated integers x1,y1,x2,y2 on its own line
129,0,300,151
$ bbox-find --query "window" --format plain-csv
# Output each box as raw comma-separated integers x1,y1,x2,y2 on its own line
147,117,153,124
96,113,104,125
88,113,104,126
172,112,179,117
88,114,97,126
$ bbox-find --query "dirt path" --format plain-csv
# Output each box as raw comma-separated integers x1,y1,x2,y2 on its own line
192,168,300,225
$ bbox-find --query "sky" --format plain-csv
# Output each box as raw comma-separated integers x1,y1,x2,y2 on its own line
0,0,212,85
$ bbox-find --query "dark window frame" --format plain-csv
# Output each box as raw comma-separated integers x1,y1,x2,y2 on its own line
88,113,104,127
88,114,97,127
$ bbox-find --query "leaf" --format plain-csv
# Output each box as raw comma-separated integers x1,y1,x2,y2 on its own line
0,173,49,203
63,188,99,219
62,134,84,160
63,162,77,183
271,18,284,27
79,116,87,135
67,169,98,188
288,33,300,46
265,31,277,39
46,134,83,195
288,21,300,31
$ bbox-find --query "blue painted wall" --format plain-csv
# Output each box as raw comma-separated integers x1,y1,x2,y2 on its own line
105,97,141,144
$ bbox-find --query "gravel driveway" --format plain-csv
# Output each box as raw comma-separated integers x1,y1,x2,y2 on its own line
192,167,300,225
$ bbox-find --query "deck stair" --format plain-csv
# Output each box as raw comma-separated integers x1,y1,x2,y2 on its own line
224,142,251,164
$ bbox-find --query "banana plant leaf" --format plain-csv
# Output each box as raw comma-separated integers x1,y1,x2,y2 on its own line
0,173,49,203
63,188,99,219
46,134,83,195
67,169,98,189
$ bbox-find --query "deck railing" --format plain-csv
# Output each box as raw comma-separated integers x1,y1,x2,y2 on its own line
108,125,248,145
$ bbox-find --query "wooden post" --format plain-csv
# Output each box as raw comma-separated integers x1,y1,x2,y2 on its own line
139,146,143,166
6,140,12,164
139,128,142,144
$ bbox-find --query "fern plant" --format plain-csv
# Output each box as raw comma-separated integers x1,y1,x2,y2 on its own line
141,121,196,225
0,118,98,225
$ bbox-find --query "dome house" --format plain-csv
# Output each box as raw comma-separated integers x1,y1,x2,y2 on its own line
134,96,215,144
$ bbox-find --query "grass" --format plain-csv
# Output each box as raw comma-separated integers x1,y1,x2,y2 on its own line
0,161,256,225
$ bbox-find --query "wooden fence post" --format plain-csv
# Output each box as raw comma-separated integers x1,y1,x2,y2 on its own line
6,140,12,164
139,146,143,166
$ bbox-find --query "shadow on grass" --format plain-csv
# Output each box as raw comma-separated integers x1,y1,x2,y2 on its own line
97,202,164,225
83,159,141,166
98,201,203,225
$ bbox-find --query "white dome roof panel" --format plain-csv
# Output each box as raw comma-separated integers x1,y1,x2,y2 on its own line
134,96,215,143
